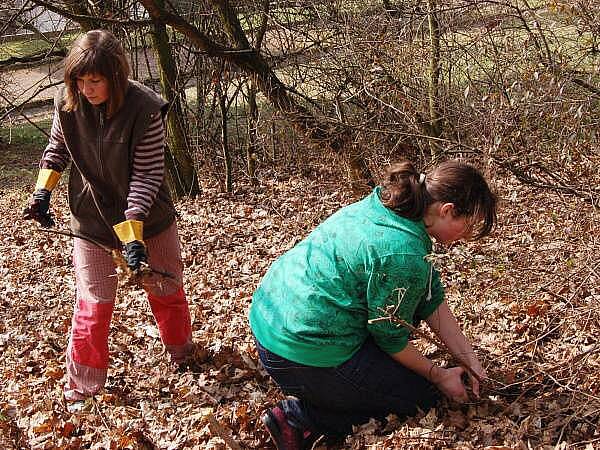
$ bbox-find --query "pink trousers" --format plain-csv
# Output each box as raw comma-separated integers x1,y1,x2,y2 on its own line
64,222,193,401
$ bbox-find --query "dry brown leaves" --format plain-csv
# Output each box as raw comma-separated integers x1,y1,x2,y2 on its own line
1,152,598,449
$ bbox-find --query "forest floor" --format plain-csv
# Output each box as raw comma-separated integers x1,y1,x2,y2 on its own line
0,141,599,450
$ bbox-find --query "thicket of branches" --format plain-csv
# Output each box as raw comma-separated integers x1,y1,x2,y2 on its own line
1,0,599,201
1,2,599,448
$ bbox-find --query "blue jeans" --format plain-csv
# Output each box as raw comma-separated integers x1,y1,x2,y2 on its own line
255,336,440,438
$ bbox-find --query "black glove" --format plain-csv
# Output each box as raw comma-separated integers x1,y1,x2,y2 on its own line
22,189,55,228
124,240,147,271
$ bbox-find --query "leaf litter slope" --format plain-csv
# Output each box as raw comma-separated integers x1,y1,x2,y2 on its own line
0,148,598,449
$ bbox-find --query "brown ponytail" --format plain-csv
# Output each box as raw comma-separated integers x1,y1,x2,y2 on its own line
380,159,497,239
380,161,429,219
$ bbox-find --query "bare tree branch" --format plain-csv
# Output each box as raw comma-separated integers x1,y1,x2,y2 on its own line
29,0,153,27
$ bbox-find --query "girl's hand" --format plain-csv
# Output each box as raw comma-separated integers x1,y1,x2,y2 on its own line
430,366,469,403
465,360,487,398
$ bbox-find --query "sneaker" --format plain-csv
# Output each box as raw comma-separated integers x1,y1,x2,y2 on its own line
261,404,316,450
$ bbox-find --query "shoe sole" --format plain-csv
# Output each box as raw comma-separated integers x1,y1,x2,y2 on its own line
262,410,286,449
262,407,318,450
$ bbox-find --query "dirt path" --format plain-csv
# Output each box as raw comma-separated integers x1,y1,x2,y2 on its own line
1,59,61,111
2,49,159,122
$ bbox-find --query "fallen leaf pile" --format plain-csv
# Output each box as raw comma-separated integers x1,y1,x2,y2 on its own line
0,146,598,449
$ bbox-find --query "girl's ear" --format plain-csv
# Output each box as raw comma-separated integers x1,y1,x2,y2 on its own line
439,202,456,217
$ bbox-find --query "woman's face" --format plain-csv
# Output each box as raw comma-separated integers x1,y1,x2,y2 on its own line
424,202,476,245
76,73,110,105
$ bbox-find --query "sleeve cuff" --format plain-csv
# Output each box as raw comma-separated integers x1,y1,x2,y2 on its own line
373,335,409,355
35,169,61,191
415,296,444,322
113,220,144,244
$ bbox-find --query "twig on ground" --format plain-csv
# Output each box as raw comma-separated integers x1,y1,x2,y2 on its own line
91,396,111,431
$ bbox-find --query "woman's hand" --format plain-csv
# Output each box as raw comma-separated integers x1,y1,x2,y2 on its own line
464,357,487,398
426,302,488,399
430,366,469,403
23,189,55,228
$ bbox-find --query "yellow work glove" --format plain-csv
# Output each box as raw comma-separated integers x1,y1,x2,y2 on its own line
113,220,147,270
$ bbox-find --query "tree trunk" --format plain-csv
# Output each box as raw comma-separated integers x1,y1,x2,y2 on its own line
149,9,200,197
211,0,374,187
245,0,268,183
427,0,443,157
246,81,258,182
217,82,233,192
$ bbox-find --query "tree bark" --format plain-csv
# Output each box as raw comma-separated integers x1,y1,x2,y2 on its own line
217,81,233,192
149,5,200,197
427,0,442,157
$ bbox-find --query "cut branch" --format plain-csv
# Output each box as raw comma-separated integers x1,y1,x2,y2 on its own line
35,228,174,280
369,309,484,384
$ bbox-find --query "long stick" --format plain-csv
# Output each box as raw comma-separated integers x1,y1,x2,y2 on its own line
37,227,112,251
35,227,174,279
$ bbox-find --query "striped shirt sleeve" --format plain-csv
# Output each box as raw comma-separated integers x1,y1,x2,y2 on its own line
40,109,70,171
124,114,166,220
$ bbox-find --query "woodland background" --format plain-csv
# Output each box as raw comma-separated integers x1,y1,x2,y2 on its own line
0,0,599,448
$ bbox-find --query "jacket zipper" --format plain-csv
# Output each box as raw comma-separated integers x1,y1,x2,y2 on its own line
94,107,119,247
98,108,104,176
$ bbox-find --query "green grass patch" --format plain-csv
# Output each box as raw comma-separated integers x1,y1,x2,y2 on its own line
0,119,51,188
1,119,52,149
0,32,78,61
441,17,598,91
0,119,50,187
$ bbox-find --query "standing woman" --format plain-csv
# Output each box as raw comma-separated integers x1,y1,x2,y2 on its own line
249,160,497,449
23,29,194,401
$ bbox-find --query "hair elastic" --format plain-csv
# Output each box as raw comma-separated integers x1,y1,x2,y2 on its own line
419,173,426,185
